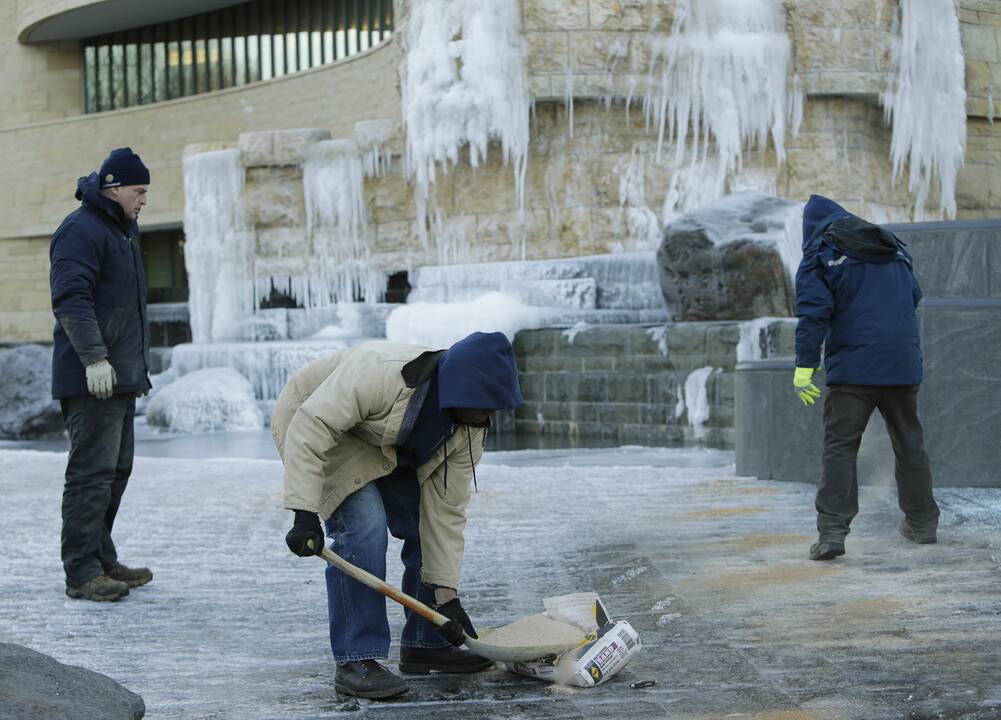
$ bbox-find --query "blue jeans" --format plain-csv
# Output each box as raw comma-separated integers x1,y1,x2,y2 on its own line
323,468,451,662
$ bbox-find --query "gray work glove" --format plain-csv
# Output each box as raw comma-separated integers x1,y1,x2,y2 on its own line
85,359,117,400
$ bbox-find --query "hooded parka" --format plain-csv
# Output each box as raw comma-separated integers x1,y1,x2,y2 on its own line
794,194,923,386
49,172,150,398
272,335,522,589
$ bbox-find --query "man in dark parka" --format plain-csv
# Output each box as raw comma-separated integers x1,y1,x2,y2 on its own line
793,194,940,562
49,147,154,602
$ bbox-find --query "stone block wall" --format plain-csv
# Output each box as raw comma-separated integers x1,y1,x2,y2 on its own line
4,1,1001,343
505,319,797,448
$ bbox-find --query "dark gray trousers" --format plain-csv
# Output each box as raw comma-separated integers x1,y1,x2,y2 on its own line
817,384,939,540
60,394,136,587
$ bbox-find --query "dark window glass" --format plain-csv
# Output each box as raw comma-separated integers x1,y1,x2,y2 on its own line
141,229,188,303
82,0,393,113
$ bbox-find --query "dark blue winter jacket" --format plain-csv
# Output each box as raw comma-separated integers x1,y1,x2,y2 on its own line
49,172,150,399
397,332,523,467
794,195,923,386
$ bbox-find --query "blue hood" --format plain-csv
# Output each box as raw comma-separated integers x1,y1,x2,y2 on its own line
802,194,852,251
75,172,133,232
438,332,523,410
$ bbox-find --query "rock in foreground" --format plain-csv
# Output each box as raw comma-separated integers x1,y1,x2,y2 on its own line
0,643,144,720
657,192,801,321
0,345,62,439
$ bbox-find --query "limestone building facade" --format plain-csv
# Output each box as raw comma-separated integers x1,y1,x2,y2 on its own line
2,0,999,342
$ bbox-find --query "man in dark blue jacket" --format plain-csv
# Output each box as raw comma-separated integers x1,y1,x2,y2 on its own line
50,148,153,602
794,195,939,561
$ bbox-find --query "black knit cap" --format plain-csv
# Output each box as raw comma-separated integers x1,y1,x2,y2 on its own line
99,147,150,188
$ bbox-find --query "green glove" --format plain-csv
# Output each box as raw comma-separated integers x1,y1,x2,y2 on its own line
85,358,117,400
793,367,822,406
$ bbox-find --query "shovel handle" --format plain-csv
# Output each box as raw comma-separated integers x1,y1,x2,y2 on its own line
314,543,452,628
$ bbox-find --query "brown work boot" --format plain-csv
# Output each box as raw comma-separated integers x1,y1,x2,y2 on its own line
66,574,129,602
106,562,153,587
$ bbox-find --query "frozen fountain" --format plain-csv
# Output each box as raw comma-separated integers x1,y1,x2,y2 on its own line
148,127,400,430
143,0,976,448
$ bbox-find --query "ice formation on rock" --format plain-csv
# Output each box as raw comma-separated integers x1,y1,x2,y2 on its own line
146,367,262,433
182,149,251,343
561,321,591,344
171,339,352,401
646,326,669,358
881,0,966,219
401,0,530,251
410,252,666,311
736,317,791,362
682,366,716,441
385,292,545,349
643,0,802,215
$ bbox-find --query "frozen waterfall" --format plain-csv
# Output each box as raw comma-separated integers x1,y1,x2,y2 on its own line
182,149,252,343
882,0,966,220
302,139,386,306
643,0,802,216
401,0,530,253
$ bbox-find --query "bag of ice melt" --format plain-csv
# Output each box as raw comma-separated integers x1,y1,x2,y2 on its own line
504,594,642,688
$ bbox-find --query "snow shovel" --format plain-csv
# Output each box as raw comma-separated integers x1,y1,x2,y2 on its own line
311,542,584,662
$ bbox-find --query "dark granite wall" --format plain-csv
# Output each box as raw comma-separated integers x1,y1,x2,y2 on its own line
502,320,796,448
737,219,1001,488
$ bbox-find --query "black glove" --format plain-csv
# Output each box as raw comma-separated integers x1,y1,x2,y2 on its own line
285,510,324,557
435,597,478,646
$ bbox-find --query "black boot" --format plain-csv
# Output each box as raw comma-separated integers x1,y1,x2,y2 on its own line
899,518,937,544
809,540,845,561
399,646,493,674
334,660,408,700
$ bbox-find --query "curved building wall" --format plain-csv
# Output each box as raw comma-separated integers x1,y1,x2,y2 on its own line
0,39,400,341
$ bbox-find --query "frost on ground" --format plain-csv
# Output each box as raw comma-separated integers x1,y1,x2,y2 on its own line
2,446,1000,719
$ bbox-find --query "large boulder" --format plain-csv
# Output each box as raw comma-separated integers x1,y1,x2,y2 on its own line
0,345,62,439
0,643,144,719
657,192,801,321
146,367,262,433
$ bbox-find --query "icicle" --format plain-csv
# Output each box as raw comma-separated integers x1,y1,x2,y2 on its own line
618,146,662,249
354,119,396,177
401,0,530,250
642,0,798,209
881,0,966,220
182,149,252,343
565,67,575,138
302,139,386,305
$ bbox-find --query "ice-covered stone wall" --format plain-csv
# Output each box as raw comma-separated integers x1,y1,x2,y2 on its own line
180,0,1001,315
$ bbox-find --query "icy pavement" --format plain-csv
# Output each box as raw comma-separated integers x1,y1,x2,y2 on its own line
1,446,1000,719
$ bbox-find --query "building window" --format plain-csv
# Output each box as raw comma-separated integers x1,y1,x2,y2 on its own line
82,0,394,113
141,229,188,303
